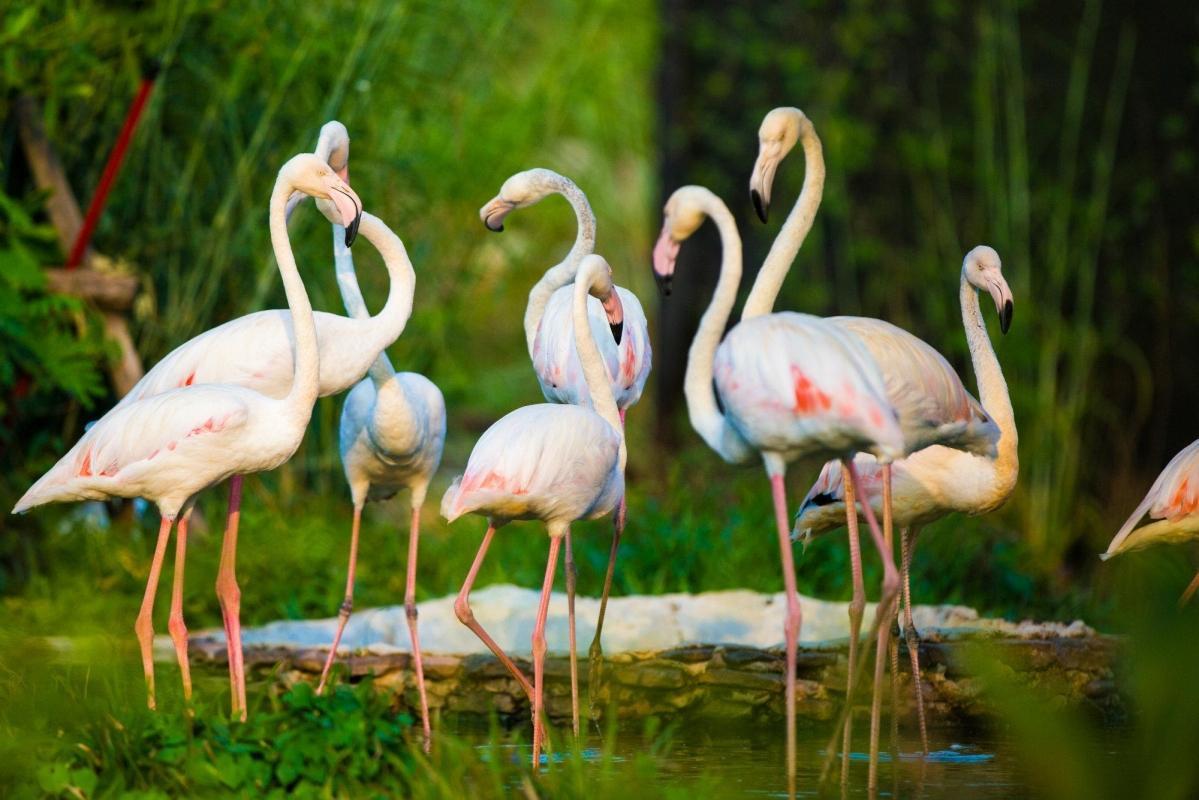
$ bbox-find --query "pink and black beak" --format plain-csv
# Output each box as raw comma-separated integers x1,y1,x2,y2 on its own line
988,276,1015,334
602,290,625,345
749,148,780,224
479,196,516,233
652,226,680,297
332,185,362,247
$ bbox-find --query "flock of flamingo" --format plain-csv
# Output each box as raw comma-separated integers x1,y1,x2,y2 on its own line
12,105,1197,791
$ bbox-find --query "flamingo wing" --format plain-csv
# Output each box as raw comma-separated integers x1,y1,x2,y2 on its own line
15,387,252,512
831,316,997,456
1104,439,1199,557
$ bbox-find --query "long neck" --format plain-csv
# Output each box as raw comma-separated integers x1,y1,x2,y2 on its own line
961,274,1018,486
572,278,625,470
741,128,825,320
524,180,597,355
268,183,320,416
331,213,410,386
684,196,756,464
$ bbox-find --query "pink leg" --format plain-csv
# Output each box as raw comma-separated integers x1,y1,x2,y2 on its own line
454,522,547,743
770,473,802,798
839,463,866,785
1179,567,1199,607
531,534,563,767
403,503,432,746
318,504,363,694
168,510,193,704
564,530,580,738
134,516,174,710
865,462,899,791
588,409,627,720
820,460,901,788
216,475,247,720
902,526,930,755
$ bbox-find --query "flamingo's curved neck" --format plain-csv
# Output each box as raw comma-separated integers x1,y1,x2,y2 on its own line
269,182,320,418
741,125,825,320
572,269,625,469
961,274,1018,490
524,178,596,356
684,190,755,464
332,213,412,387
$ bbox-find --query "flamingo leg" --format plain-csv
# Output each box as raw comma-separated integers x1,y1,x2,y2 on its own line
454,522,549,745
532,534,563,767
902,526,930,754
884,465,901,763
839,462,866,785
216,475,247,721
587,408,626,722
134,516,174,711
819,461,900,788
404,500,432,747
1179,567,1199,607
770,472,802,799
866,462,899,791
168,509,193,704
318,504,363,695
564,530,580,738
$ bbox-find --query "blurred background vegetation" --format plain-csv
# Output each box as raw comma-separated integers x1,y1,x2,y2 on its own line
0,0,1197,697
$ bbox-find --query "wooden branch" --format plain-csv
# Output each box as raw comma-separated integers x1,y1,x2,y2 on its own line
44,268,138,312
101,313,144,397
13,95,90,264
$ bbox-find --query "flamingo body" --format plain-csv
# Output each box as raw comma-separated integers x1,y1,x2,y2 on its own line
1104,439,1199,559
441,404,622,527
713,312,904,464
533,285,650,410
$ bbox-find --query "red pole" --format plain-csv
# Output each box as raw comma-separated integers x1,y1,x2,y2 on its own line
66,64,159,269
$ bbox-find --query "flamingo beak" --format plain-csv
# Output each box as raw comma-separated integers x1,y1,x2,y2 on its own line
328,183,362,247
749,148,780,224
652,226,680,297
480,197,516,232
988,277,1014,334
601,290,625,345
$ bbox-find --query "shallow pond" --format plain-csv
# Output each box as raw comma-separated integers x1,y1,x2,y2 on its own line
445,715,1118,798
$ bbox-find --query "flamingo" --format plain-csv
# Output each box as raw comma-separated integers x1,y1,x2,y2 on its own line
1103,440,1199,604
312,156,446,751
652,182,905,795
441,253,626,766
80,121,411,719
12,153,363,713
794,246,1018,778
480,169,652,728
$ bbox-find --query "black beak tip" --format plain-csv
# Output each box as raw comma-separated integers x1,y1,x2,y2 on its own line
653,272,672,297
751,189,768,223
484,219,503,233
345,213,362,247
1001,300,1013,334
609,321,624,346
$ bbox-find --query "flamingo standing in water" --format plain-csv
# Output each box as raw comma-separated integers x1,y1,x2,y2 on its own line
1103,440,1199,604
67,121,409,720
12,154,363,712
441,254,626,765
311,135,445,750
652,183,904,795
794,246,1018,781
480,169,651,729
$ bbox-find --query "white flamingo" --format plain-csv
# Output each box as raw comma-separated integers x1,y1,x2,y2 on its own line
1103,440,1199,604
441,253,626,766
12,153,362,713
73,121,412,719
652,182,904,795
480,169,651,728
311,148,445,751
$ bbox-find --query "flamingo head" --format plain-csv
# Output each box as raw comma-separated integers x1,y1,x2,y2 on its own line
964,245,1014,334
749,107,808,223
279,153,363,247
578,254,624,344
653,186,713,296
479,168,566,232
286,121,351,222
